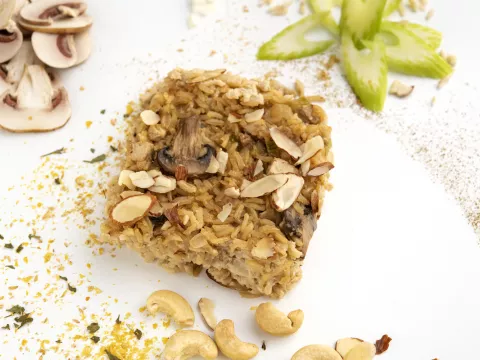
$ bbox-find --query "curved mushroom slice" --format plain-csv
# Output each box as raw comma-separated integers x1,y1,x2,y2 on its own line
0,0,16,28
0,67,10,97
0,64,72,132
32,31,91,68
0,22,23,63
18,13,92,34
3,40,39,85
280,206,317,257
157,116,216,177
20,0,87,26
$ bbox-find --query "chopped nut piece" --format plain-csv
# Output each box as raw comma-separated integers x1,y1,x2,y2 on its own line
141,110,161,125
217,203,232,222
110,194,155,225
175,165,188,181
253,160,264,176
245,108,265,123
118,170,135,190
224,187,240,198
149,174,177,193
217,150,228,174
268,158,298,175
228,113,241,123
198,298,217,330
129,171,155,189
269,127,302,159
251,238,275,259
375,334,392,355
389,80,414,98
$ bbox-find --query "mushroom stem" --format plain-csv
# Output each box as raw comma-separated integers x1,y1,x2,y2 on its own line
172,115,202,159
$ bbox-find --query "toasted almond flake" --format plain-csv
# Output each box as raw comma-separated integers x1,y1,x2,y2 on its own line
147,169,162,178
389,80,414,98
224,187,240,198
254,160,264,176
241,174,288,198
300,160,310,176
251,238,275,259
152,174,176,188
118,170,135,190
344,342,377,360
241,179,252,191
295,136,325,165
129,171,155,189
206,156,220,173
336,338,364,358
198,298,217,330
271,174,304,211
269,127,302,159
244,108,265,123
110,194,155,225
149,182,176,194
149,201,163,217
140,110,161,125
308,162,334,176
120,190,144,199
217,150,228,174
227,113,241,123
268,158,298,175
437,74,452,89
217,203,233,222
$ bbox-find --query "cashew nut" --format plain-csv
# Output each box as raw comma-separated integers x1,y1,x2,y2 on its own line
343,342,376,360
291,345,342,360
335,338,364,358
255,302,304,336
198,298,217,330
163,330,218,360
214,319,259,360
146,290,194,327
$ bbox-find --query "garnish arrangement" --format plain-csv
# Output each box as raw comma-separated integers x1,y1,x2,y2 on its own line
258,0,453,111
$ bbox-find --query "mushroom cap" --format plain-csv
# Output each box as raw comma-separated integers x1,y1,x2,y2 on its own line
18,13,92,34
0,24,23,63
20,0,87,26
0,0,15,28
0,64,72,132
3,40,39,84
32,31,90,68
157,144,216,176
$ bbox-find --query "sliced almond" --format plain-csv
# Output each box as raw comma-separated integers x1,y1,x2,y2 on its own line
300,159,310,176
253,159,264,176
110,194,155,225
224,187,240,198
268,158,298,175
148,174,176,193
129,171,155,189
295,136,325,165
149,201,163,217
344,342,376,360
240,179,252,191
336,338,364,358
388,80,414,98
140,109,160,125
118,170,135,190
240,174,288,198
120,190,143,199
217,150,228,174
269,127,302,159
271,174,304,212
217,203,232,222
244,108,264,123
198,298,217,330
308,162,334,176
227,113,241,123
147,169,162,178
206,156,220,173
251,238,274,259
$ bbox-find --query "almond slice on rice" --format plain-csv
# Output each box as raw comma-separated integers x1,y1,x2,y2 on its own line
295,136,325,165
268,158,298,175
271,174,304,212
129,171,155,189
217,150,228,174
140,110,161,125
110,194,155,225
253,159,264,176
217,203,233,222
244,108,264,123
240,174,288,198
240,179,252,191
120,190,144,199
227,113,241,123
148,174,177,194
224,187,240,198
269,127,302,159
149,201,163,217
308,162,334,176
118,170,135,190
206,156,220,173
300,159,311,176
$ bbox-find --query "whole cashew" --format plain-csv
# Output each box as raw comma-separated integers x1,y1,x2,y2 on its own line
214,319,259,360
146,290,194,327
163,330,218,360
291,345,342,360
343,342,376,360
255,302,304,336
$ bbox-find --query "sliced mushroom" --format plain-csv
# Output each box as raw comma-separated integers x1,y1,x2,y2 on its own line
280,206,317,257
32,30,91,68
0,64,71,132
157,115,216,176
0,0,15,29
0,22,23,63
2,40,39,85
18,14,92,34
20,0,87,26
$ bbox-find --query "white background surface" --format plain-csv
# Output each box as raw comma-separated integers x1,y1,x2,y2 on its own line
1,1,480,359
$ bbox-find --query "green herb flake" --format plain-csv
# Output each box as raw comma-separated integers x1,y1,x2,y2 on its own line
0,234,3,239
134,329,142,340
14,313,33,329
91,335,100,343
2,324,10,330
6,305,25,315
83,154,106,164
41,147,66,158
68,283,77,293
56,339,62,344
105,349,121,360
90,148,95,153
100,109,106,115
54,178,61,185
15,244,24,253
87,322,100,334
110,146,118,152
115,315,121,324
262,341,267,350
4,243,13,249
28,234,41,240
5,265,14,269
59,276,68,281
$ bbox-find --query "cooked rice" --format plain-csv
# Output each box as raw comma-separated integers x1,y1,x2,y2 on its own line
101,69,333,298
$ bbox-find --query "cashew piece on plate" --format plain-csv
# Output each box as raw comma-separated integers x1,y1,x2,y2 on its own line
291,345,342,360
163,330,218,360
198,298,217,330
214,319,259,360
255,302,304,336
146,290,194,327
